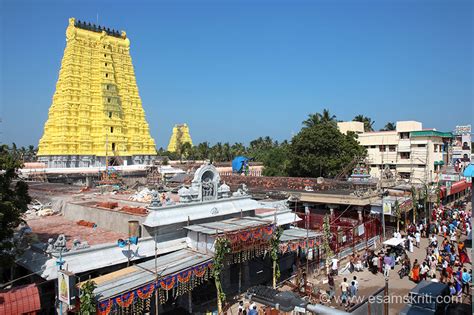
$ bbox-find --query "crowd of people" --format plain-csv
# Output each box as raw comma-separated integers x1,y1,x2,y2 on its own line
323,199,472,309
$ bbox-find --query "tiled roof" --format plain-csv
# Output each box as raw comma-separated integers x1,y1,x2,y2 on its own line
0,284,41,315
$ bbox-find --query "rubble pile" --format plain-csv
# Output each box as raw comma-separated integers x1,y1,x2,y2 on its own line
128,188,156,202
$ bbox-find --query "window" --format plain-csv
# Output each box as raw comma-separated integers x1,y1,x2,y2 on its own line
379,145,386,152
389,164,396,169
400,152,410,159
418,165,425,168
106,85,109,90
389,145,396,152
109,112,112,118
370,145,376,149
104,53,107,57
108,98,111,103
417,144,426,148
433,144,438,152
105,63,108,67
111,143,116,151
399,172,410,179
105,73,108,78
110,127,114,133
400,132,410,139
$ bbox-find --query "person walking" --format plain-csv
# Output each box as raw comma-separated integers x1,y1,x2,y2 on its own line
429,257,437,278
340,278,349,309
461,268,471,294
349,280,358,308
327,273,335,302
383,254,391,278
415,231,421,248
420,262,429,281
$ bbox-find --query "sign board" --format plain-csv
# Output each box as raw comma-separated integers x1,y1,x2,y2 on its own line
399,199,413,213
58,270,76,305
454,125,471,135
294,306,306,313
440,174,460,182
382,200,392,215
358,224,365,236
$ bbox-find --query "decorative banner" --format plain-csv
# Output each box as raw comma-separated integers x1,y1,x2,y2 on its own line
97,260,213,315
115,292,134,308
136,283,154,299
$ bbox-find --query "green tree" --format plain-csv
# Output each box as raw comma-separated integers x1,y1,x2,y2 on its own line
0,144,32,270
380,122,396,131
353,115,375,132
303,109,336,128
261,143,290,176
287,124,365,178
80,280,97,315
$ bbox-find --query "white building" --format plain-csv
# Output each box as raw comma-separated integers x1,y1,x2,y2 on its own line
340,121,452,184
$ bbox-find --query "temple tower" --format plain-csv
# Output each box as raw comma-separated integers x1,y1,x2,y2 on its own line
167,124,193,152
37,18,156,167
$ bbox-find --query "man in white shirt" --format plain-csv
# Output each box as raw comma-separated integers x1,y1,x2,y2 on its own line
331,258,339,275
415,231,421,248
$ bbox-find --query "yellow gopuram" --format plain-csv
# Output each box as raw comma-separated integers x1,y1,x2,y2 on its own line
167,124,193,152
38,18,156,167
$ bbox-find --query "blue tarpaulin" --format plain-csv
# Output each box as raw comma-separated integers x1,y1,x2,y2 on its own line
463,164,474,177
232,156,249,173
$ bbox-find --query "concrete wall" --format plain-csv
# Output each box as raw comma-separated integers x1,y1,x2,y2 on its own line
220,175,358,192
63,202,148,236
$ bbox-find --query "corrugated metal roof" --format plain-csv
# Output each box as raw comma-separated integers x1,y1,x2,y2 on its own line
280,227,322,242
184,216,272,235
93,248,212,301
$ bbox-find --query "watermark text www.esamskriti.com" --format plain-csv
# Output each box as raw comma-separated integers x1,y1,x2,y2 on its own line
319,292,454,305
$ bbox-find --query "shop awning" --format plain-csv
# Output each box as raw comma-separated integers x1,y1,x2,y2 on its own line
440,180,471,197
92,248,213,314
450,180,471,195
434,161,445,166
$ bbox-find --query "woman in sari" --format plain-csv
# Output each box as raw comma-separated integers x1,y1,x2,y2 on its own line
411,259,420,283
459,248,471,265
454,267,463,302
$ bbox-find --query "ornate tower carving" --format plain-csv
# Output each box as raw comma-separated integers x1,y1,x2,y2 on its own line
167,124,193,152
37,18,156,167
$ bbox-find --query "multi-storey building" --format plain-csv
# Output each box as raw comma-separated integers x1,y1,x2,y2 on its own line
338,121,452,184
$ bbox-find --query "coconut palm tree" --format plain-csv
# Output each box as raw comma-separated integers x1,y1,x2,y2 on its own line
380,122,396,131
353,115,375,132
303,109,336,128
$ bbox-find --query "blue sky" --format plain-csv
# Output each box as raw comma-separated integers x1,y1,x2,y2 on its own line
1,0,472,149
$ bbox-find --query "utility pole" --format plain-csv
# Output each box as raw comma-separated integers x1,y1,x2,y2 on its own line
154,232,159,315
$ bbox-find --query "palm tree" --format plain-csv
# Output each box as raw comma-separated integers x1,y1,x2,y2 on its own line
380,122,396,131
303,113,321,128
353,115,375,132
320,109,336,124
303,109,336,128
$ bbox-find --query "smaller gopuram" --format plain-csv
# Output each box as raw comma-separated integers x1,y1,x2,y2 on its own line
167,123,193,152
